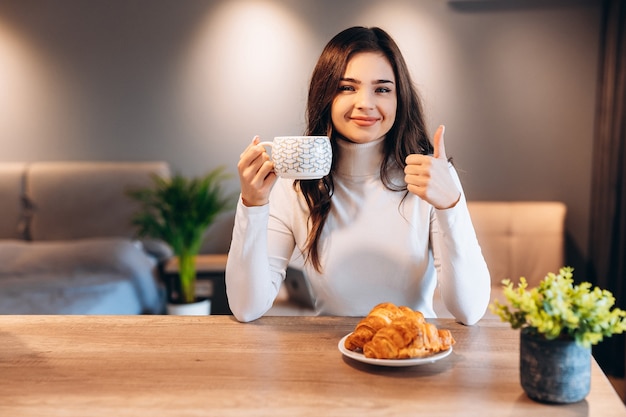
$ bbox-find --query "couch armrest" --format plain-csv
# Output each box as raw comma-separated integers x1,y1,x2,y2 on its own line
0,163,27,240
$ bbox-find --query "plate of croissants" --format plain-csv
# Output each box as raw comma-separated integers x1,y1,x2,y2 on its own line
338,302,455,367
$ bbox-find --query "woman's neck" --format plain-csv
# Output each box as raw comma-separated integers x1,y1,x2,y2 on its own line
333,137,385,178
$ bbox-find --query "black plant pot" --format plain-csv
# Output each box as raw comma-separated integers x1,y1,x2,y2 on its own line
519,328,591,404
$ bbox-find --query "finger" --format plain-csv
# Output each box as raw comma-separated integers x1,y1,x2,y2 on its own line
239,150,271,181
406,183,426,199
240,137,268,166
240,135,262,158
242,147,268,169
405,172,429,187
405,154,430,165
433,125,446,160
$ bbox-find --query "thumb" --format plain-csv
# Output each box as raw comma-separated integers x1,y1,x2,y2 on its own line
433,125,447,160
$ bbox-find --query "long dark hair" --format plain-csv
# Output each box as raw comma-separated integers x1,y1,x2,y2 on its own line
297,26,433,272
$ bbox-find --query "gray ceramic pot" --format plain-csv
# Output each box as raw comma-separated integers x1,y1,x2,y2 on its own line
519,328,591,404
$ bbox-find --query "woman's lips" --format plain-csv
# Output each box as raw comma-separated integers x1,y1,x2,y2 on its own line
351,116,379,127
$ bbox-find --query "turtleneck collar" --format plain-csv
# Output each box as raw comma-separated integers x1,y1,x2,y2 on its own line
334,137,385,179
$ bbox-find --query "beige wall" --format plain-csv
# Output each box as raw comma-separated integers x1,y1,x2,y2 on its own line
0,0,601,273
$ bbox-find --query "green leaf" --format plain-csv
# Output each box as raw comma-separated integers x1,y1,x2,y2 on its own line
489,267,626,347
126,166,236,301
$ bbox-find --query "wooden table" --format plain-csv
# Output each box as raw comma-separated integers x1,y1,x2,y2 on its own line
0,315,624,417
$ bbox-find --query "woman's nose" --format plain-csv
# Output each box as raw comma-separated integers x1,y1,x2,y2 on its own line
355,90,375,109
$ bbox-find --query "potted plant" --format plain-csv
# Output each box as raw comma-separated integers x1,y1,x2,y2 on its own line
127,167,234,315
490,266,626,404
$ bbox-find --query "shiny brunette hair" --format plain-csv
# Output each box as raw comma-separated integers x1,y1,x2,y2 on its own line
297,26,433,272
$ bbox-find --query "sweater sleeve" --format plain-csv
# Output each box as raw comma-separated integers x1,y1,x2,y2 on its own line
430,166,491,325
225,192,296,322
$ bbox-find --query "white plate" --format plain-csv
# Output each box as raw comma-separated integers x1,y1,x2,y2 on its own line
338,333,453,367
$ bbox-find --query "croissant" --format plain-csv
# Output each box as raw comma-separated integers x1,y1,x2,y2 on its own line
401,323,453,359
345,302,455,359
361,316,420,359
363,318,455,359
343,302,408,351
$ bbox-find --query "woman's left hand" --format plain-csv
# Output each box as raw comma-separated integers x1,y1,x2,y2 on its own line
404,125,461,209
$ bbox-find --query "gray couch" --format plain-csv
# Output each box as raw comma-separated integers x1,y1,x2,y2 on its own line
0,161,171,314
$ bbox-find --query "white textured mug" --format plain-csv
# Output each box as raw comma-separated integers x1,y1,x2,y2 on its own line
259,136,332,179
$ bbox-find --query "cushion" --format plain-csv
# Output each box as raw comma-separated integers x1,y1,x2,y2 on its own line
468,201,567,287
26,161,170,241
0,238,164,314
0,272,143,314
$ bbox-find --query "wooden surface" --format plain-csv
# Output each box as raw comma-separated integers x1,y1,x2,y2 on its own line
164,254,228,273
0,315,624,417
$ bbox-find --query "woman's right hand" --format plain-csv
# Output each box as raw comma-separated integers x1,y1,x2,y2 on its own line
237,136,277,207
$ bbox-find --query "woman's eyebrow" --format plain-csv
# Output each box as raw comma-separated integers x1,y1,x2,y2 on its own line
340,77,395,85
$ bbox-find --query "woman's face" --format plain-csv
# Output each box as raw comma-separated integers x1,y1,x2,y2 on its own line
331,52,397,144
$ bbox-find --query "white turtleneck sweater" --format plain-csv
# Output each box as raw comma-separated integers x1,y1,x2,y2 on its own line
226,138,491,324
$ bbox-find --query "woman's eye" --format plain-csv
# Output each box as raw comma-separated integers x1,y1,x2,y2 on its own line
376,87,392,93
338,85,355,92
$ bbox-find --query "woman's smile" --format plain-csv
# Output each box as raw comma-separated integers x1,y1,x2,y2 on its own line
350,116,380,127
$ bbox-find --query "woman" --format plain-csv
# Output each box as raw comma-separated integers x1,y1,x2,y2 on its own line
226,26,490,324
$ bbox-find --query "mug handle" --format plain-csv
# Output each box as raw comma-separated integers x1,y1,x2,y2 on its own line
258,141,273,151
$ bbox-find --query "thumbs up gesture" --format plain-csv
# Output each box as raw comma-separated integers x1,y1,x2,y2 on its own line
404,125,461,209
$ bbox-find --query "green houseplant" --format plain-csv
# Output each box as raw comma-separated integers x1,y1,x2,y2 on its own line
127,167,234,308
490,266,626,403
